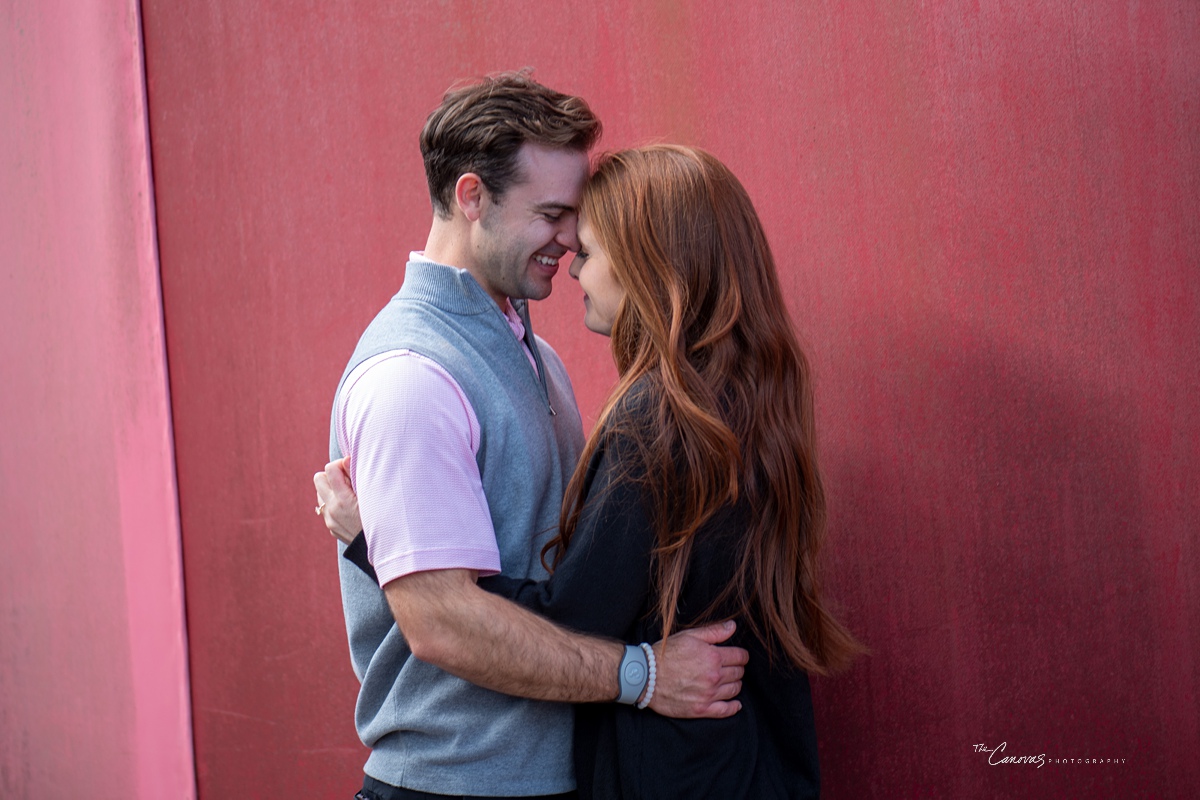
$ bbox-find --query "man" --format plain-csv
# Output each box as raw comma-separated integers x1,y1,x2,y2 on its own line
321,73,746,800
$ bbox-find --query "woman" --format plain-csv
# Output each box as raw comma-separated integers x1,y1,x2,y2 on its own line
321,145,860,798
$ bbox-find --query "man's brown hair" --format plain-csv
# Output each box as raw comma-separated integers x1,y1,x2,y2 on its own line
420,70,601,218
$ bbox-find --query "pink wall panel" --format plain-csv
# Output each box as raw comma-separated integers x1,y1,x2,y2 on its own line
0,2,194,797
141,1,1197,797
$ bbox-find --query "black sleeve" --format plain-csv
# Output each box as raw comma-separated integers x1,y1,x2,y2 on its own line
341,531,377,584
477,433,656,640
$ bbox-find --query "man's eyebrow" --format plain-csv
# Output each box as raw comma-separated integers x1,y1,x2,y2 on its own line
533,202,577,214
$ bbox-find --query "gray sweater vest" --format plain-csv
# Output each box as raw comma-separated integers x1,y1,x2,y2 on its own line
329,260,584,794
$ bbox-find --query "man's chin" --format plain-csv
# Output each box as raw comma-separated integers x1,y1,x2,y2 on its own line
522,282,555,302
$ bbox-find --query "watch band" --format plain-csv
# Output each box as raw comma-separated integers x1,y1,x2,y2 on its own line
616,644,649,704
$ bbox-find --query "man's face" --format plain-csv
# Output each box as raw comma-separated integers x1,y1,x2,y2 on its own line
472,143,590,306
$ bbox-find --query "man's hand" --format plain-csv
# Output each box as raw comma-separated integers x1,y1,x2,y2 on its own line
313,456,362,544
649,620,748,718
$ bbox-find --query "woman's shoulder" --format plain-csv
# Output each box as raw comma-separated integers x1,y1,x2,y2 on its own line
596,375,658,441
613,374,659,415
585,376,661,481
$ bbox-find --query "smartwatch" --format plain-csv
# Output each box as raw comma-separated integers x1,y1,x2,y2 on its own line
616,644,649,704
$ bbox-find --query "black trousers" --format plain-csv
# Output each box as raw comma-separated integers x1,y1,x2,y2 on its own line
356,775,578,800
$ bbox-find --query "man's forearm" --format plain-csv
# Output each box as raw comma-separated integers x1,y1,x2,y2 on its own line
385,568,623,703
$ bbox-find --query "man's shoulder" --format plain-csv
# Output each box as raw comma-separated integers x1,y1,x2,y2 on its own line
342,349,466,406
345,296,483,380
335,348,479,463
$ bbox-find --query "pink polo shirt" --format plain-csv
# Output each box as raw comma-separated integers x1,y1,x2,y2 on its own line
334,255,538,587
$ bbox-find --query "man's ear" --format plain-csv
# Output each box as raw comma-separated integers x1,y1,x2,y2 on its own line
454,173,486,222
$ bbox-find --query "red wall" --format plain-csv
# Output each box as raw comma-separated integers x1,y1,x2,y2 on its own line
140,2,1198,797
0,2,195,797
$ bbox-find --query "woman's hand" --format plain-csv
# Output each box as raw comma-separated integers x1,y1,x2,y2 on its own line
314,457,363,545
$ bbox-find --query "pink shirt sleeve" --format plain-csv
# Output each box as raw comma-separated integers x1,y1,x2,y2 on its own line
335,350,502,586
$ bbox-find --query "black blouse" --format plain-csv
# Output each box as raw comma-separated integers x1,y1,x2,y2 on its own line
478,407,820,800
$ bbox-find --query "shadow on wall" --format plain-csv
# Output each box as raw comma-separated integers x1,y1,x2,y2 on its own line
810,315,1169,798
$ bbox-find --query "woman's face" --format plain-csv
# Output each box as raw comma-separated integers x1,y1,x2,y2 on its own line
569,218,625,337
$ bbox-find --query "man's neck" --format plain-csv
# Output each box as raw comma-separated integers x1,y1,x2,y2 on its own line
422,219,462,271
422,220,509,310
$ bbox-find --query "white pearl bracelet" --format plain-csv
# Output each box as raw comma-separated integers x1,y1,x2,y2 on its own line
636,642,657,709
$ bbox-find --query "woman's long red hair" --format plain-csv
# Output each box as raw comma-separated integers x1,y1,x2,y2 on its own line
548,145,860,674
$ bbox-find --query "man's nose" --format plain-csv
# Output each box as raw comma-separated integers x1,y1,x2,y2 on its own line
557,219,581,253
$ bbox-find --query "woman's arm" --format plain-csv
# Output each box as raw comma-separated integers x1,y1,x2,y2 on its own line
477,433,656,640
320,431,658,638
